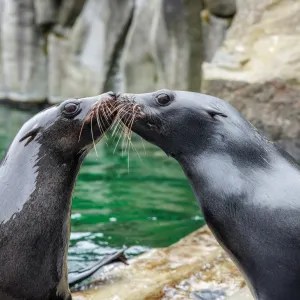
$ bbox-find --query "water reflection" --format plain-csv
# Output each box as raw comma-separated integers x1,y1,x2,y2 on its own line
0,105,204,271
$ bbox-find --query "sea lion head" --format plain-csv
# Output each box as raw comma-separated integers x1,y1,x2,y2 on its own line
116,89,261,161
18,92,117,159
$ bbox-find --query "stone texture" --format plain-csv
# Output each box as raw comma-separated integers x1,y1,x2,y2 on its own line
203,0,300,83
48,0,134,103
202,0,300,161
120,0,160,93
1,0,48,102
73,226,253,300
203,0,236,18
202,12,231,62
0,0,133,103
0,0,203,103
57,0,86,28
121,0,203,93
33,0,58,27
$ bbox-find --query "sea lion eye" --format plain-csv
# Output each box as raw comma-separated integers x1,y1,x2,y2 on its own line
63,102,80,117
156,94,171,106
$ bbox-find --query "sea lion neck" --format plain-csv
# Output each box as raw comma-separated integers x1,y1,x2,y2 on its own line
0,136,82,223
0,136,80,299
177,136,274,209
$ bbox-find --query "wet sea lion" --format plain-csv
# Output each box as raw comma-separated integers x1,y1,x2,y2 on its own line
0,93,122,300
116,90,300,300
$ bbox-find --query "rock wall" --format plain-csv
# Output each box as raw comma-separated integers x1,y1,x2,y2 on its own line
1,0,48,102
48,0,134,103
1,0,299,159
0,0,205,103
202,0,300,160
120,0,203,93
0,0,134,103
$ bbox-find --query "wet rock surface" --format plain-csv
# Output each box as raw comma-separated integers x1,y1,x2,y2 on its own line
73,226,253,300
203,0,300,161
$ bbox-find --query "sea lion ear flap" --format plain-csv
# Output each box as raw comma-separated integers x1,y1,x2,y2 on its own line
206,108,227,119
19,128,40,146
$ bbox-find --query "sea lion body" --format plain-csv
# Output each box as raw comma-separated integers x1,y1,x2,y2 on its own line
0,93,116,300
117,90,300,300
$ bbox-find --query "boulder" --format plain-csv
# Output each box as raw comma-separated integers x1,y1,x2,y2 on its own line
1,0,47,102
121,0,203,93
203,0,236,18
202,0,300,160
57,0,86,28
48,0,134,103
73,226,252,299
33,0,58,28
119,0,160,93
202,12,231,62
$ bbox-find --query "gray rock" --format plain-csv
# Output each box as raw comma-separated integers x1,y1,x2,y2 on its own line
203,0,236,18
120,0,161,93
202,13,230,62
57,0,86,27
154,0,203,91
202,0,300,159
202,79,300,161
1,0,47,102
48,0,134,103
121,0,203,93
33,0,58,27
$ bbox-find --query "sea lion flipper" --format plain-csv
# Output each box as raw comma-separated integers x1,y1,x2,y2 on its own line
68,249,128,287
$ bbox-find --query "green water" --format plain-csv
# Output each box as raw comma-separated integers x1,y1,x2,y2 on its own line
0,106,204,271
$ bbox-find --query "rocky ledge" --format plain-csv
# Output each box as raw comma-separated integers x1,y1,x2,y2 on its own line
73,226,253,300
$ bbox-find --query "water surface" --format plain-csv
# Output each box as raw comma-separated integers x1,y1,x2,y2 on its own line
0,106,204,271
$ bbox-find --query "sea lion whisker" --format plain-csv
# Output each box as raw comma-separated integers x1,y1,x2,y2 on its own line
127,114,142,163
111,110,130,142
112,112,132,154
128,112,142,159
121,114,133,158
124,110,136,168
102,104,110,123
112,107,131,138
113,124,125,154
112,105,134,155
97,106,109,144
112,121,127,143
111,104,123,114
96,105,109,145
111,110,127,138
90,113,99,157
104,103,113,115
96,112,105,136
111,119,123,140
78,115,88,142
94,104,104,134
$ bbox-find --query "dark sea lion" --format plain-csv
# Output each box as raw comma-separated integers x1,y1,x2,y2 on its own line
0,93,121,300
117,90,300,300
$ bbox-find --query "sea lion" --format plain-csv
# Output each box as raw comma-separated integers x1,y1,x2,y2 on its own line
0,93,122,300
116,89,300,300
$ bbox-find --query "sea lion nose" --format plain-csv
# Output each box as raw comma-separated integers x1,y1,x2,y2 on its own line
108,91,116,98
